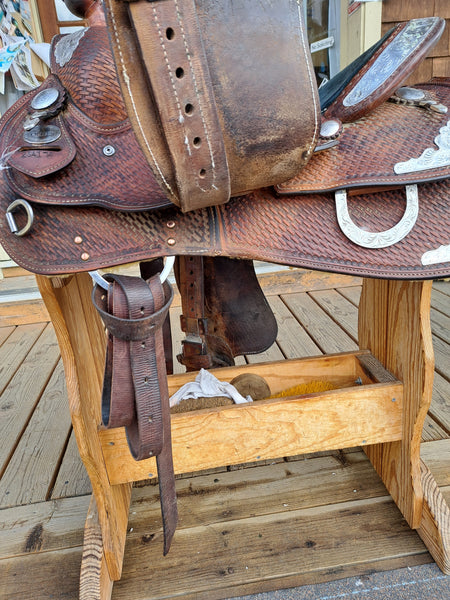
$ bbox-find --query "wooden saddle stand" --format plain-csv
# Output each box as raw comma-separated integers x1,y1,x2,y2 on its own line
0,1,449,597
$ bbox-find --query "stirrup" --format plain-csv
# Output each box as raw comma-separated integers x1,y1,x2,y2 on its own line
89,256,175,290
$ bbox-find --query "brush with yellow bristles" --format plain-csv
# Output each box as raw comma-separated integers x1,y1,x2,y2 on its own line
266,380,336,398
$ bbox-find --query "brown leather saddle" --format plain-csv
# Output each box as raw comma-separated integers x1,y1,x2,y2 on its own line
0,1,449,554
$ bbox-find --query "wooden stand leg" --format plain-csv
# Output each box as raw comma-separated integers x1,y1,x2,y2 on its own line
36,273,132,598
359,278,450,573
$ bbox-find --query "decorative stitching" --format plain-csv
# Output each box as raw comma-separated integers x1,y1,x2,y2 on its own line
104,0,174,197
173,0,217,192
152,1,216,193
295,0,320,158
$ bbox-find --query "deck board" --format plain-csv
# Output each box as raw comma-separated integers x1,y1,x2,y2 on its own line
0,270,448,599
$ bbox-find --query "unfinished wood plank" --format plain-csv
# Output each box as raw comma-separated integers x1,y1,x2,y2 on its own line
165,352,371,397
37,273,132,581
51,431,92,499
2,441,448,561
417,462,450,574
431,288,450,316
267,295,322,359
0,495,89,559
433,281,450,295
0,323,61,476
432,334,450,380
421,415,449,442
429,372,450,434
3,491,444,600
0,299,49,326
2,441,449,599
308,289,359,341
257,269,361,296
360,280,435,530
431,307,450,345
0,361,71,508
112,494,446,600
101,381,403,485
80,497,114,600
0,325,14,346
421,439,450,485
0,322,47,395
281,292,358,354
245,341,285,363
336,284,361,307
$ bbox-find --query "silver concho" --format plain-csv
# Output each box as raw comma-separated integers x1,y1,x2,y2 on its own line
343,18,438,107
23,124,62,145
335,185,419,249
320,119,341,138
54,28,88,67
30,88,60,110
394,87,426,101
394,120,450,174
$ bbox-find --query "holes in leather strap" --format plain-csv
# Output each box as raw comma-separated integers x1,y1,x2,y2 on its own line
175,67,184,79
193,137,201,148
184,103,194,115
199,169,206,178
166,27,175,40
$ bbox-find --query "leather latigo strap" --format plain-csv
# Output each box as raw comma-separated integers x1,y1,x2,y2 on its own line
93,274,178,554
103,0,320,210
125,0,231,212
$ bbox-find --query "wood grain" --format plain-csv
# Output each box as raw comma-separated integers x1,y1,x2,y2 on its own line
36,273,132,582
0,360,71,507
360,280,435,531
0,324,60,476
101,377,403,485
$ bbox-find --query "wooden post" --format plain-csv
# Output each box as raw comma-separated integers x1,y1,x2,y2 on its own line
359,278,449,572
36,273,132,594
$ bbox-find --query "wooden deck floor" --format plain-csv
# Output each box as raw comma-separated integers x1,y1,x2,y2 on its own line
0,269,449,599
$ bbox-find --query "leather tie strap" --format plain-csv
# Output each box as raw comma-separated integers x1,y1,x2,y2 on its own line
93,273,178,554
117,0,231,212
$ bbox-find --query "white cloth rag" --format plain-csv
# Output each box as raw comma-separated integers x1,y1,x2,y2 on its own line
170,368,252,407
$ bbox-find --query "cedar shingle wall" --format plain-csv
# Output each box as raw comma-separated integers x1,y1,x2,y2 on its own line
382,0,450,85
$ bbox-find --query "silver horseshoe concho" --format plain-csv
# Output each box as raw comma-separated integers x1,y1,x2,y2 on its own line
335,184,419,249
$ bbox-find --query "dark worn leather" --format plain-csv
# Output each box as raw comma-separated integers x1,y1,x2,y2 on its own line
175,256,278,370
103,0,321,210
277,81,450,195
3,29,171,212
1,174,449,280
1,79,449,280
93,274,178,554
124,0,231,211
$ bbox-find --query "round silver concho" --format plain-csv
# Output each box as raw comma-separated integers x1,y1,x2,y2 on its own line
30,88,60,111
23,124,62,145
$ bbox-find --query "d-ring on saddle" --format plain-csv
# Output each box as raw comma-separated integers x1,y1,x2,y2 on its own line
0,0,449,554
